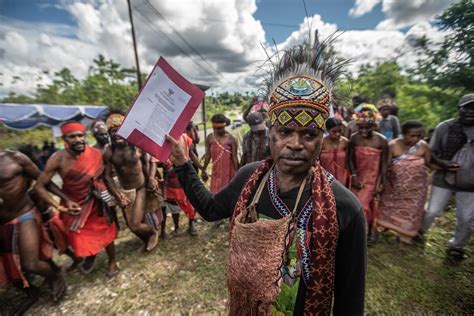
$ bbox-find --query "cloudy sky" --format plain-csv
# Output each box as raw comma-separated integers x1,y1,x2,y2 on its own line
0,0,456,97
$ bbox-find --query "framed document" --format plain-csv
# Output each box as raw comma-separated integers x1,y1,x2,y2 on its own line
117,57,205,161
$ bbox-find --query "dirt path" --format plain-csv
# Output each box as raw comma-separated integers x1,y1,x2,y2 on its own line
1,218,230,314
1,210,473,314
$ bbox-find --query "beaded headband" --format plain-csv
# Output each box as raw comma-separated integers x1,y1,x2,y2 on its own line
263,32,349,130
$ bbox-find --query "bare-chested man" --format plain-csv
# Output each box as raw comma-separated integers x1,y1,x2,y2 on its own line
0,150,66,313
348,110,388,245
35,122,119,277
103,113,160,252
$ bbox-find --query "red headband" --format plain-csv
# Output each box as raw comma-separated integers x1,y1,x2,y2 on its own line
212,122,226,128
61,122,86,136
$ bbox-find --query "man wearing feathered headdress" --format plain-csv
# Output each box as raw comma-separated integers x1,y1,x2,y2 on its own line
102,113,162,252
348,108,389,245
166,34,366,315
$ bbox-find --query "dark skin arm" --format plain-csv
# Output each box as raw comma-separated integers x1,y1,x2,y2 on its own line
147,156,161,195
15,152,65,200
230,135,240,171
34,153,81,215
377,135,389,193
347,134,362,189
201,134,213,181
141,151,159,192
189,144,205,172
139,149,150,188
420,141,442,170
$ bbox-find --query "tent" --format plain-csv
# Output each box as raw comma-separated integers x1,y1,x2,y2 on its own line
0,103,108,130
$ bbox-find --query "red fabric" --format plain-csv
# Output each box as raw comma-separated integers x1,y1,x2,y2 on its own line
0,208,53,287
320,148,349,186
60,146,116,257
351,146,382,228
47,212,69,254
378,156,428,238
163,134,196,219
60,122,85,135
210,134,236,193
167,188,196,220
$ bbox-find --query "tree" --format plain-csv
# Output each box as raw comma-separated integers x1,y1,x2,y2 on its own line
3,55,139,111
411,0,473,92
350,62,405,103
345,61,457,128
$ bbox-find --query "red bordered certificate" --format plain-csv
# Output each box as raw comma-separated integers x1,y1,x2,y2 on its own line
117,57,205,161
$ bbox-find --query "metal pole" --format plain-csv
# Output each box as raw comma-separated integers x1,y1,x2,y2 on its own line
202,97,207,139
127,0,143,90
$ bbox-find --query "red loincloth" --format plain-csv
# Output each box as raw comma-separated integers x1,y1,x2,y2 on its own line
47,211,69,254
210,135,236,193
320,148,349,186
351,146,381,228
60,146,117,257
0,208,53,287
378,155,428,238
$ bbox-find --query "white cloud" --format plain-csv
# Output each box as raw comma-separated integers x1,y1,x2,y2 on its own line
0,0,268,97
276,14,448,75
376,0,456,30
349,0,456,30
349,0,381,17
277,15,338,50
67,2,101,42
0,2,450,98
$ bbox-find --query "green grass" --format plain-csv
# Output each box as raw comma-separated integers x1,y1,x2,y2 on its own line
366,210,473,314
1,208,472,314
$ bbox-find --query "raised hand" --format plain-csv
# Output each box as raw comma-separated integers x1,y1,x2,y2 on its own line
165,134,188,166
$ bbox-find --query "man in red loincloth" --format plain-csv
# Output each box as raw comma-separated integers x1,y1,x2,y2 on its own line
35,121,119,277
1,150,67,313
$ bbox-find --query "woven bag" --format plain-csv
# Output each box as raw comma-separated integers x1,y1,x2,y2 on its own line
227,168,307,315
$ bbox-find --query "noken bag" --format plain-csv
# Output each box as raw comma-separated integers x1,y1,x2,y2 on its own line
445,138,474,189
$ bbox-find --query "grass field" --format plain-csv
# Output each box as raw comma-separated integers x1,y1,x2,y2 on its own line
1,207,473,315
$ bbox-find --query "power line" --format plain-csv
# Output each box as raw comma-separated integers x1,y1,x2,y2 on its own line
142,0,223,78
144,14,299,29
131,4,219,79
302,0,312,32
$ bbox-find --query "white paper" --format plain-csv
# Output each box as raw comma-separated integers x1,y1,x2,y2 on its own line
119,67,192,146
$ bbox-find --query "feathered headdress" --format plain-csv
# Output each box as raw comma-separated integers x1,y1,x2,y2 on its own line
263,32,349,129
106,112,125,130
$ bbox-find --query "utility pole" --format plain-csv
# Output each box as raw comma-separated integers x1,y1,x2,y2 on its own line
127,0,143,90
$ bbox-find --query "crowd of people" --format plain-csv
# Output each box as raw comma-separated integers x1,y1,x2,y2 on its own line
1,39,473,314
